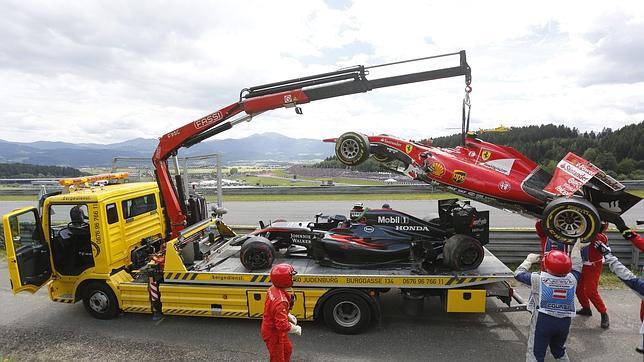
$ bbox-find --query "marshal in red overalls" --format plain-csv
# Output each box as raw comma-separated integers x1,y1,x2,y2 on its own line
261,264,300,362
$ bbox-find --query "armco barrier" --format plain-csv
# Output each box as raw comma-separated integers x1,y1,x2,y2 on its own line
229,226,643,268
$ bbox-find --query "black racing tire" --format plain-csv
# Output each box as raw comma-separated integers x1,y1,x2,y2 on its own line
542,197,600,244
82,281,119,320
323,293,372,334
240,236,276,271
442,234,484,271
335,132,370,166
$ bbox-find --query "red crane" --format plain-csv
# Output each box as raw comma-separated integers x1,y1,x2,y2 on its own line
152,51,472,239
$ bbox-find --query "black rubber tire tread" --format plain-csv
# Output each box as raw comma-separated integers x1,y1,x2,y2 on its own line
335,132,371,166
323,293,372,335
442,234,484,271
240,236,276,271
82,281,119,320
542,197,600,244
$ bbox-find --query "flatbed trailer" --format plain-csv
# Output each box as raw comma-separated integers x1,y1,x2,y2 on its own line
113,218,525,334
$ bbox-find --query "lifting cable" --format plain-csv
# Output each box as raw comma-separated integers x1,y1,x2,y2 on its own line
462,80,472,144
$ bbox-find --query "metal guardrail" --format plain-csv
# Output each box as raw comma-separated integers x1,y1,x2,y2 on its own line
228,226,643,268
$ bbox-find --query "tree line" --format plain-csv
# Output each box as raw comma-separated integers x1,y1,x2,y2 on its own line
0,163,86,178
312,122,644,179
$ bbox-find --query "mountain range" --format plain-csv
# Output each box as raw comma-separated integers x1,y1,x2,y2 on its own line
0,133,334,167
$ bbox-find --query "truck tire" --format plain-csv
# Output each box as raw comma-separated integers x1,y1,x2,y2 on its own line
442,234,484,271
240,236,276,271
542,197,600,244
323,293,371,334
335,132,370,166
82,282,119,320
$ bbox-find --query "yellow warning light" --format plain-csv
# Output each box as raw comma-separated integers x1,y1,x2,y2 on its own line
59,172,129,187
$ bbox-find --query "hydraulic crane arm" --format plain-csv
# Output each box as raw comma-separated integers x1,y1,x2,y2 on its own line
153,50,472,239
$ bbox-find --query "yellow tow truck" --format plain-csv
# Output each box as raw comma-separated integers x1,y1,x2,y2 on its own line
3,51,525,334
3,173,524,334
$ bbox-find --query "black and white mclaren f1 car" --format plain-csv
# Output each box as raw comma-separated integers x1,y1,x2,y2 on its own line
230,199,489,273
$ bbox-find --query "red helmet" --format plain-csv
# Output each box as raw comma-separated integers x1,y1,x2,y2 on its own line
270,263,297,288
534,220,546,239
543,250,572,276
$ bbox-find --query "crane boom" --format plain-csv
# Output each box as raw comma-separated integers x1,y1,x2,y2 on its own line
153,51,472,239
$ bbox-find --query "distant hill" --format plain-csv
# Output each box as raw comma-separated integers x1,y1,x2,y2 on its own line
0,163,86,178
0,133,333,167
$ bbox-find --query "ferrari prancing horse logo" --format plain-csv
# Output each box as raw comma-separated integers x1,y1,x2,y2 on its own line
405,144,413,154
481,149,492,161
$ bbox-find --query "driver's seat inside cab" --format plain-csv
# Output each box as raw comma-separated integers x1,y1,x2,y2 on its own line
50,203,94,275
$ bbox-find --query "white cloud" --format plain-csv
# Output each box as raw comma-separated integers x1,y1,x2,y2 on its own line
0,0,643,145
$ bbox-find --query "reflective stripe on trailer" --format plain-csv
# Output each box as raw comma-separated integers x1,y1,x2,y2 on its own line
162,272,505,289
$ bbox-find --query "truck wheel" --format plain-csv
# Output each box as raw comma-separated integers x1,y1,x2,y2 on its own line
82,282,119,320
240,236,276,271
323,293,371,334
335,132,370,166
442,235,484,271
542,197,600,244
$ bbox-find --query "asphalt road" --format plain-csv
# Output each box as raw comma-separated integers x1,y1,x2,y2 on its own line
2,199,643,228
0,265,643,361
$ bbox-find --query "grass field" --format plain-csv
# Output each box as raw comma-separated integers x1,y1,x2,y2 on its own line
240,175,319,187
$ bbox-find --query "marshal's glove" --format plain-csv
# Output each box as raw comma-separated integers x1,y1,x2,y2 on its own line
525,253,541,264
518,253,541,271
594,240,612,256
288,313,297,325
289,323,302,336
623,230,644,250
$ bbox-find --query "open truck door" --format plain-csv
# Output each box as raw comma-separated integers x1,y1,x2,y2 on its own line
2,207,52,293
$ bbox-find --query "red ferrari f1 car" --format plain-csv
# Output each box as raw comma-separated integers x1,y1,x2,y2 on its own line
327,132,642,245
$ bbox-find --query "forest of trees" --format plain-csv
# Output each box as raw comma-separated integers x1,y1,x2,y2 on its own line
0,163,86,178
312,122,644,179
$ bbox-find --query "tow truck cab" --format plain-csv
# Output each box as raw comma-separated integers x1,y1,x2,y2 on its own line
2,180,165,302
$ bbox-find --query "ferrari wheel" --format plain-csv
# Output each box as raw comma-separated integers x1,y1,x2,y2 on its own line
240,236,276,271
335,132,370,166
542,197,600,244
442,234,484,271
323,293,372,334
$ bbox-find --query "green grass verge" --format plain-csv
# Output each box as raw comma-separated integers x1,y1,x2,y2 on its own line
631,189,644,197
0,247,5,261
216,192,457,202
0,195,37,201
239,176,319,187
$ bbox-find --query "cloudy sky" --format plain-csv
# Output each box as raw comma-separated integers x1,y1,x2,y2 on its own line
1,0,644,144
